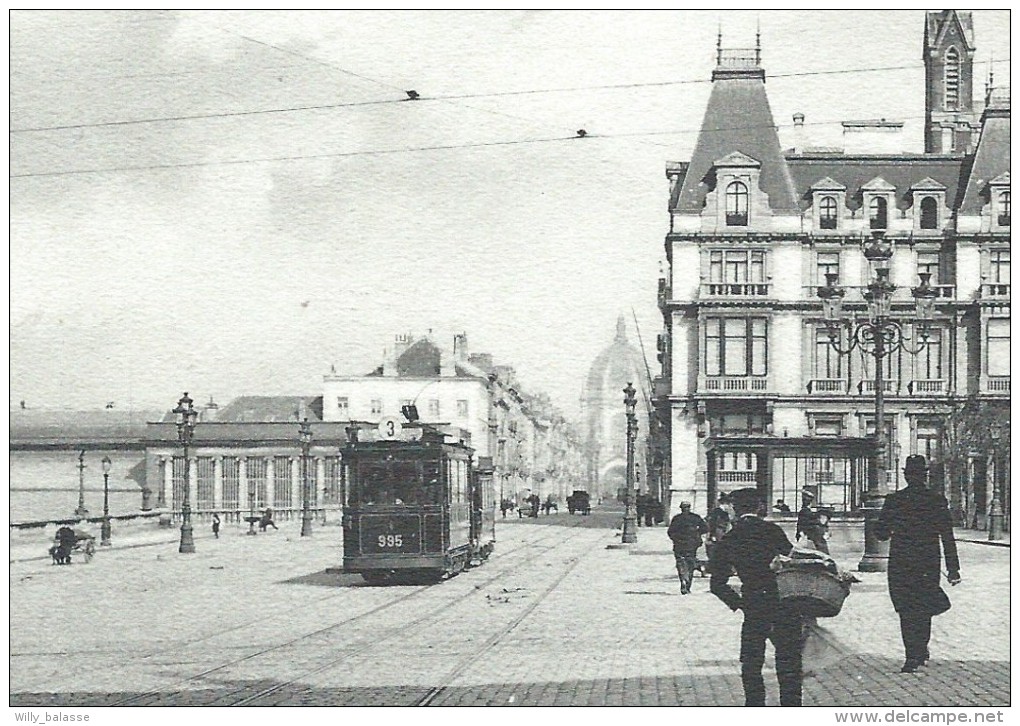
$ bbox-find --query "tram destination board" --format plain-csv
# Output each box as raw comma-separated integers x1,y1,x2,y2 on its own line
359,514,422,554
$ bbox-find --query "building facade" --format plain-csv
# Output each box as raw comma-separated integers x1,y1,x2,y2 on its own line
658,12,1009,526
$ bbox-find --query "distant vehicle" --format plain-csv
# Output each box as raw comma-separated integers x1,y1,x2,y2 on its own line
566,490,591,515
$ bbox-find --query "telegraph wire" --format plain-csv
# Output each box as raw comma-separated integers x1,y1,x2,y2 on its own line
10,59,1009,135
10,112,947,180
9,134,583,180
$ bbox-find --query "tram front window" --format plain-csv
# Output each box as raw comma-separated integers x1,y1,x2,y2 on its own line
358,460,422,505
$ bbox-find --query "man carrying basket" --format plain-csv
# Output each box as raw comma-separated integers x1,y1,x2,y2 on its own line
709,487,804,707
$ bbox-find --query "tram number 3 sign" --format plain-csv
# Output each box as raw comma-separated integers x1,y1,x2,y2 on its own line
377,534,403,548
377,416,403,439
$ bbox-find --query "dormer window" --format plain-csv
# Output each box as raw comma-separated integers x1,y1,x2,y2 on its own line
999,191,1010,227
919,197,939,229
869,197,888,230
944,47,960,110
726,181,749,226
819,196,838,229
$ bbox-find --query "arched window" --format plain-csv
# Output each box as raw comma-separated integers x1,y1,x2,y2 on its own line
819,196,838,230
725,181,748,226
869,197,888,230
919,197,939,230
944,47,960,110
999,191,1011,226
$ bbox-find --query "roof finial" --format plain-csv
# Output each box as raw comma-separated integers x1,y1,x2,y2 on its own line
755,17,761,66
716,23,722,66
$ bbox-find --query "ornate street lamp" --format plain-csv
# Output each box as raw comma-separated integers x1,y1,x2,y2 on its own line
100,455,112,546
172,392,198,554
300,418,314,537
74,450,89,519
988,423,1004,541
816,232,939,571
621,382,639,544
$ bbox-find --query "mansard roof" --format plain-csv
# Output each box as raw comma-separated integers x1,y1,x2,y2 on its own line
786,155,967,212
959,106,1010,214
214,396,323,423
675,69,798,214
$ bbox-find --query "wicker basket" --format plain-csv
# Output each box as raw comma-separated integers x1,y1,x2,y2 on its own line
776,568,849,618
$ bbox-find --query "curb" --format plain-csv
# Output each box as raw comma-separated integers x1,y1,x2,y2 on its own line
956,538,1010,548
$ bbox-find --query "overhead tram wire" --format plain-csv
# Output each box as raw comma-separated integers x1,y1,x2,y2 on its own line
10,59,1007,136
11,109,947,181
9,134,583,180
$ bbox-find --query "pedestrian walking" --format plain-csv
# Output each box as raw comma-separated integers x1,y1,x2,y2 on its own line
875,455,961,673
635,493,646,527
212,513,221,539
709,487,804,707
705,493,732,571
644,497,658,527
667,501,707,594
796,489,829,553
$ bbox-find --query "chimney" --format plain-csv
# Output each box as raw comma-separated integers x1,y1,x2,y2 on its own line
468,353,494,372
297,399,307,422
383,332,414,377
841,119,905,154
792,112,805,153
453,332,468,361
202,396,219,422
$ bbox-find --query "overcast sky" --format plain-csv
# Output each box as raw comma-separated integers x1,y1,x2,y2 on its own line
9,10,1011,416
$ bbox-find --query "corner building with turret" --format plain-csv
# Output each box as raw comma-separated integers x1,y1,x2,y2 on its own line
657,12,1009,530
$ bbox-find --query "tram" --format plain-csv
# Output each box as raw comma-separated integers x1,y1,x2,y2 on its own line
341,417,496,584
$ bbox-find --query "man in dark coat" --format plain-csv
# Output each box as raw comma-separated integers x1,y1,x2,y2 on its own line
796,489,829,553
635,493,646,527
875,455,961,673
667,501,707,594
710,488,803,706
705,493,731,572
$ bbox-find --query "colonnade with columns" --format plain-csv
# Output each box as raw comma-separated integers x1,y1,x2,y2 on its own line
154,449,343,521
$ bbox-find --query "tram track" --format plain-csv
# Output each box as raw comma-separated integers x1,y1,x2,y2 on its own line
105,521,588,706
414,533,593,706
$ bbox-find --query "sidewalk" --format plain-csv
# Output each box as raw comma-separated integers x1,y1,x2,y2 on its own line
9,514,1010,707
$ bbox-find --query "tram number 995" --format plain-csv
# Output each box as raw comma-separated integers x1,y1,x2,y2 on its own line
377,534,403,548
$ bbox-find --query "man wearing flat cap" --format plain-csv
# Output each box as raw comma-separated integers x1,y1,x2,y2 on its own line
876,455,961,673
710,487,803,706
796,488,829,553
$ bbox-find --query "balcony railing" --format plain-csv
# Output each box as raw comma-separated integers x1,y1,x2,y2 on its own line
857,379,899,395
718,470,757,484
981,283,1011,298
700,376,769,393
932,284,955,299
986,377,1011,393
702,282,770,297
907,379,945,395
808,379,847,394
725,212,748,227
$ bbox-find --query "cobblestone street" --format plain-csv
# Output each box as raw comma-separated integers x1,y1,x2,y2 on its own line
9,510,1010,707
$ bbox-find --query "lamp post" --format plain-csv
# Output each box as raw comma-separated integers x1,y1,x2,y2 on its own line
100,455,112,546
988,423,1004,541
74,450,89,518
300,418,314,537
817,232,939,571
172,392,198,554
621,382,639,544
